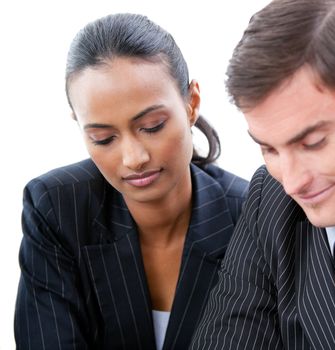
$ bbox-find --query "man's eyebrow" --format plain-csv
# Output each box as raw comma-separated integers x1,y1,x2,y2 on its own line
248,120,332,146
83,104,165,130
286,120,331,145
248,131,268,146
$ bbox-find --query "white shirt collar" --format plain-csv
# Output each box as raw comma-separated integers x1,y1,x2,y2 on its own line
325,226,335,256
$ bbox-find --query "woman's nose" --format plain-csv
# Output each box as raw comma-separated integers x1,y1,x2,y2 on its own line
122,137,150,170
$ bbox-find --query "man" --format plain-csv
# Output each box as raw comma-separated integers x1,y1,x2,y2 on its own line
190,0,335,349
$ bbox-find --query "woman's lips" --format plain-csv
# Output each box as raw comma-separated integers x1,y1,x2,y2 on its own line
122,170,162,187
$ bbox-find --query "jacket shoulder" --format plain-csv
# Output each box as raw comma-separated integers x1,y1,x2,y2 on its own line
202,163,249,200
244,166,304,272
31,158,102,189
23,159,106,219
195,163,249,225
22,159,110,252
245,165,302,224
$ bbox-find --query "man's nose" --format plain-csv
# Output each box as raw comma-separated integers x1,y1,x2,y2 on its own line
280,154,312,196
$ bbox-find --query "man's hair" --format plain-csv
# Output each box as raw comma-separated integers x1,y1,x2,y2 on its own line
226,0,335,110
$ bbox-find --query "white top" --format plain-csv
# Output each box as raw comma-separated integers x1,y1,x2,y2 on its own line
152,310,170,350
326,226,335,256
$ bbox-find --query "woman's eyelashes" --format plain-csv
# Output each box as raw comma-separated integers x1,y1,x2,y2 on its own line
141,121,165,134
91,135,116,145
90,121,166,146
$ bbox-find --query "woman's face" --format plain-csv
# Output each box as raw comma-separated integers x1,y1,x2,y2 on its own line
68,58,200,205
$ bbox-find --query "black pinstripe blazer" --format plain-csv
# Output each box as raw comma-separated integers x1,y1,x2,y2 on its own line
14,159,248,350
190,165,335,350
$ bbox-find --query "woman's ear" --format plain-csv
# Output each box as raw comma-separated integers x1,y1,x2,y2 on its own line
187,79,200,126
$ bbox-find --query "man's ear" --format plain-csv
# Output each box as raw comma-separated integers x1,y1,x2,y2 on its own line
187,79,200,126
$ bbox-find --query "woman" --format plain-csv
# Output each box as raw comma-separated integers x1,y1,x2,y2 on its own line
14,13,248,349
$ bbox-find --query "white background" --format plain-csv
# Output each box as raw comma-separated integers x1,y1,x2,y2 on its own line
0,0,269,348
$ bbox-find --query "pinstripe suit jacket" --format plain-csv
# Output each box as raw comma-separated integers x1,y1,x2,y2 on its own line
14,159,248,350
190,165,335,350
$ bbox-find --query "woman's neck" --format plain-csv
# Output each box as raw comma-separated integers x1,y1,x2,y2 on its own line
124,174,192,246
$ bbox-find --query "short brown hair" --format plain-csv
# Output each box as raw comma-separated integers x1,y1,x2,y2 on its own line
226,0,335,110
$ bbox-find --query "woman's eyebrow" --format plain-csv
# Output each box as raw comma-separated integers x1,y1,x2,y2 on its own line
83,104,165,130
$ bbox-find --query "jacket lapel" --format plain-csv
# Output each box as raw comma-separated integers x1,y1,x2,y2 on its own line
163,165,236,349
82,165,237,349
295,221,335,350
82,189,156,349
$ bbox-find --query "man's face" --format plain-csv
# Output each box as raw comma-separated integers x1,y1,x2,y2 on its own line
245,67,335,227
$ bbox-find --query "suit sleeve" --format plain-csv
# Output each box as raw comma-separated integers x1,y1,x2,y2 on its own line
190,171,285,350
14,180,90,350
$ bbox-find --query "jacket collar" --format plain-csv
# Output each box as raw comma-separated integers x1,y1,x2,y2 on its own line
183,163,235,258
164,164,235,349
92,163,235,255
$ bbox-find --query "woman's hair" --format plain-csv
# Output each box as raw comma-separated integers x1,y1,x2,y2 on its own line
226,0,335,111
66,13,220,166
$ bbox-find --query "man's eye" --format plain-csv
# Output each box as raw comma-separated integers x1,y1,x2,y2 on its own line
303,138,325,149
260,146,277,155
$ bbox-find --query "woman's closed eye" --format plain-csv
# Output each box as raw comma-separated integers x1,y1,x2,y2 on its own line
140,121,165,134
91,135,116,146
